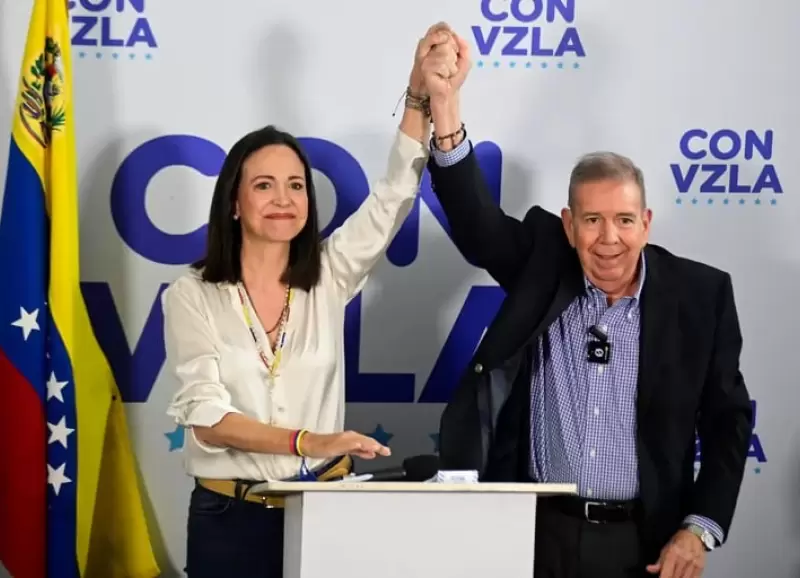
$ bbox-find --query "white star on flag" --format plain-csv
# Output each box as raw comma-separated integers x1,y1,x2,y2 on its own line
47,416,74,449
46,371,68,402
11,306,39,340
47,463,71,496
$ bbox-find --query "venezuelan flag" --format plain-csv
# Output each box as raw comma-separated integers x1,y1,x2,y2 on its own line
0,1,160,576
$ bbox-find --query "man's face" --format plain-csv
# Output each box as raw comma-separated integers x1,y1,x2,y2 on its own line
561,178,651,298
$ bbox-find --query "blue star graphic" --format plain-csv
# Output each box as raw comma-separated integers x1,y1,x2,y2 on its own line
368,424,393,446
429,433,440,453
165,425,185,451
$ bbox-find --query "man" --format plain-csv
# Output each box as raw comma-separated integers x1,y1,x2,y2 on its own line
419,30,753,578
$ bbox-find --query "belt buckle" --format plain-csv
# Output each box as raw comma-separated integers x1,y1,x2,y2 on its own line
584,500,605,524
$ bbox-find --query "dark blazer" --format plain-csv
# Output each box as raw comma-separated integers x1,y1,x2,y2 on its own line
428,146,753,559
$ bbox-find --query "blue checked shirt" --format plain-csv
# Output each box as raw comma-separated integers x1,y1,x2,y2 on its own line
431,139,724,545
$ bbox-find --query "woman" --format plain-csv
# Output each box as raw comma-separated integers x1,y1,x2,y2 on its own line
162,24,457,578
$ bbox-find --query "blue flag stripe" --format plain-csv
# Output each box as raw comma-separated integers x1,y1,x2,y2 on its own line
0,139,48,403
46,312,79,578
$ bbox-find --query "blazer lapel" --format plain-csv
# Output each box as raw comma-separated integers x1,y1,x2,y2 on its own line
475,250,585,370
637,246,677,419
535,256,585,341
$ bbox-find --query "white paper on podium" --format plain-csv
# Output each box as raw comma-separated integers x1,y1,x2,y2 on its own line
434,470,479,483
335,473,374,483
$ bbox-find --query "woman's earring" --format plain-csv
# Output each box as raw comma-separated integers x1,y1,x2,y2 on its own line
233,214,239,220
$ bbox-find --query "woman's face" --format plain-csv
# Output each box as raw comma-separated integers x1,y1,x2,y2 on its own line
235,144,309,243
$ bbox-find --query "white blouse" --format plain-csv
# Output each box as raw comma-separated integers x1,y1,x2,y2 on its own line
163,129,427,482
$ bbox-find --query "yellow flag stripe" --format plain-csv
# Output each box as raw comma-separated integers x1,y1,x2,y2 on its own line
11,0,159,575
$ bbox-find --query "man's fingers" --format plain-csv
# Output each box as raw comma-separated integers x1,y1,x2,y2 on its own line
659,553,679,578
645,553,663,574
454,33,471,61
425,60,452,80
418,32,453,58
425,21,452,38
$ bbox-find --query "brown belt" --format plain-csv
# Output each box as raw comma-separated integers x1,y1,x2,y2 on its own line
197,455,353,509
198,478,287,508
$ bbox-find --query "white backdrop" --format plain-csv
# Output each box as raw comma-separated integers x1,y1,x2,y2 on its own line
0,0,797,576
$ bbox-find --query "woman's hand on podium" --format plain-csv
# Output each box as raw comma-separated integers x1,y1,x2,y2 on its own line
302,430,391,460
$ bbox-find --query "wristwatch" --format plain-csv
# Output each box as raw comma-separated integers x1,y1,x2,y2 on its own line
683,523,716,551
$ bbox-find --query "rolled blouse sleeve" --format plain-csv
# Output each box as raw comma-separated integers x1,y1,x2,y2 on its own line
321,128,428,300
163,276,242,452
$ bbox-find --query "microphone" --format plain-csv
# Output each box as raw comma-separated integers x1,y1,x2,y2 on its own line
586,324,611,364
353,454,440,482
588,324,608,342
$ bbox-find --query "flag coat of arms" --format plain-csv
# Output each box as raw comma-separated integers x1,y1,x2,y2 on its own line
0,1,160,576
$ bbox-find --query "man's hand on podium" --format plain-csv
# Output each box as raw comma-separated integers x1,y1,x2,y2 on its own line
302,430,391,460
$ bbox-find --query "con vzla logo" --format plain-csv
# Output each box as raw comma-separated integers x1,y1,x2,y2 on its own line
68,0,157,51
671,129,782,204
472,0,585,61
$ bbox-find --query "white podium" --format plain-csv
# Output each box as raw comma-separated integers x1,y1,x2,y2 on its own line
251,480,577,578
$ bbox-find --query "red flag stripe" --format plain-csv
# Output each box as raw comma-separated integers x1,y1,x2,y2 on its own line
0,346,46,578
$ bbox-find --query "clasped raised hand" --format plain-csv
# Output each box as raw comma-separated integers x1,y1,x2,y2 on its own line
408,22,457,96
420,26,471,101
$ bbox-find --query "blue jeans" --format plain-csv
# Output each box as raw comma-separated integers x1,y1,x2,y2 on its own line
185,482,285,577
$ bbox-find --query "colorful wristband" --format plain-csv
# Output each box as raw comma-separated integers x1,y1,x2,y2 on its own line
293,429,308,457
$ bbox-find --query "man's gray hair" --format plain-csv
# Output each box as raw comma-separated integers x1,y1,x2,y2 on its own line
567,151,646,209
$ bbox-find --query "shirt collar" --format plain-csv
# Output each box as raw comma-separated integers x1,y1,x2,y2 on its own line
583,251,647,302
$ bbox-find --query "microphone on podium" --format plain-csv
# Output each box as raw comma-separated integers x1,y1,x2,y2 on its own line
341,454,440,482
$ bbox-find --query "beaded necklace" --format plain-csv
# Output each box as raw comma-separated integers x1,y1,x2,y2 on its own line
237,282,292,379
